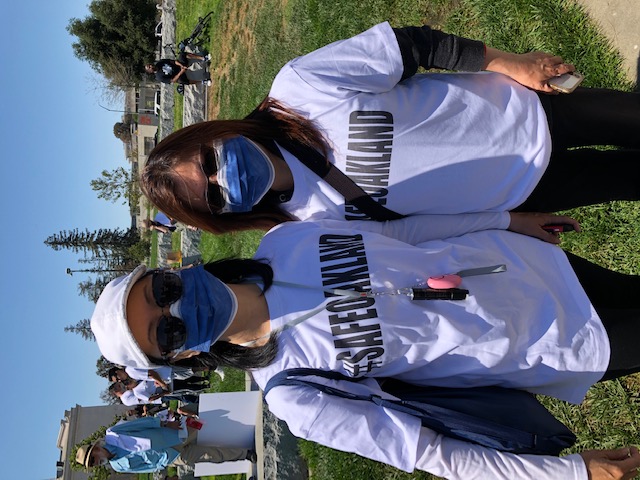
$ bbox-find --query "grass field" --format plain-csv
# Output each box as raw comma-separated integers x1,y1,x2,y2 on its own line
172,1,639,479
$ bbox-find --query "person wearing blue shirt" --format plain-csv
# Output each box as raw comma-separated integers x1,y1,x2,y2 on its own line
75,416,256,473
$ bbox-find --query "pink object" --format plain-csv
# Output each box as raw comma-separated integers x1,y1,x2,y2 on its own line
427,274,462,289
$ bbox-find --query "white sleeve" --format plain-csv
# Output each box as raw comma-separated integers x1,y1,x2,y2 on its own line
314,212,510,245
415,427,588,480
264,379,587,478
264,379,422,472
279,22,404,97
119,391,140,406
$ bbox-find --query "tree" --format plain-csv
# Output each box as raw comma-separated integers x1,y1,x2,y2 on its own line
64,319,95,341
77,276,114,303
96,355,118,378
113,121,132,142
67,0,158,83
44,227,139,255
127,238,152,263
45,227,142,304
91,167,139,205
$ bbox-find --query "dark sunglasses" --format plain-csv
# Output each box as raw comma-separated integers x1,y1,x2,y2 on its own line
199,144,225,213
149,271,188,356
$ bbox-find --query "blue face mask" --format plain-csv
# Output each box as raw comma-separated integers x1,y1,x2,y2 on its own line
168,266,237,354
215,136,275,213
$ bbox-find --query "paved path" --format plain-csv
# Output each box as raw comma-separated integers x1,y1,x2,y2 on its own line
574,0,639,84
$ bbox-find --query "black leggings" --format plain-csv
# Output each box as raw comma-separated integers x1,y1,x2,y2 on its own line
173,376,208,391
566,252,640,380
515,87,640,212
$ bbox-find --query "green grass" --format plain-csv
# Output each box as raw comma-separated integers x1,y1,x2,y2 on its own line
198,230,264,263
149,231,159,267
173,0,639,479
172,0,224,129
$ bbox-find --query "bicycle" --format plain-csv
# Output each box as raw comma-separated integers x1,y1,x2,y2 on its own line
166,11,214,95
165,11,213,58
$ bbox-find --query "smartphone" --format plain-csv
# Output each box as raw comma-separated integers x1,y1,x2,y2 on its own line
548,71,584,94
542,224,575,233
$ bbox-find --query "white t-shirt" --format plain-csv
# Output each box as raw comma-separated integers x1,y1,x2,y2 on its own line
250,221,608,478
131,379,164,404
119,390,139,407
268,22,551,221
126,366,173,382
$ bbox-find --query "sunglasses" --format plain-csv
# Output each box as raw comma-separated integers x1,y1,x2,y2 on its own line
199,144,225,213
149,270,188,357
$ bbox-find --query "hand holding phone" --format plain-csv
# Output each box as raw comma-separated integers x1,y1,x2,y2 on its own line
548,72,584,93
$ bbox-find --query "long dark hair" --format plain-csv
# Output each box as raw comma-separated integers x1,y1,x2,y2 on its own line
155,258,280,371
141,97,329,234
169,335,280,372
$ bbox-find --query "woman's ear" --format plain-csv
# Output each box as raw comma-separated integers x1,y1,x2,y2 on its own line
171,349,202,361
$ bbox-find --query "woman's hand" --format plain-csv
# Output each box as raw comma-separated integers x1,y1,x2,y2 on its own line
581,447,640,480
508,212,580,244
484,48,575,93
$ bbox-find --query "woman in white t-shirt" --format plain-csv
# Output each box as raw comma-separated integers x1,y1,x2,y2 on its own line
141,22,638,241
91,220,640,480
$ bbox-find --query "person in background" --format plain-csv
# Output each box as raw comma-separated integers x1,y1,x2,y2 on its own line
75,415,256,473
108,367,205,405
145,53,212,87
113,365,210,392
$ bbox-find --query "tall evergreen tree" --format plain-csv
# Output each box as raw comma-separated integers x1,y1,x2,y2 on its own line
44,227,139,255
77,275,114,303
64,319,95,341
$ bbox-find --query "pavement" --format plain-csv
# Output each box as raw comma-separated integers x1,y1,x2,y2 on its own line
574,0,639,85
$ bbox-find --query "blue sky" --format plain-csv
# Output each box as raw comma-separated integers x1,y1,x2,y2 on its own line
0,1,134,478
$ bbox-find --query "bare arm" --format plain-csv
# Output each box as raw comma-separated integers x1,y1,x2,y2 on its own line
484,47,575,93
170,69,186,83
148,370,169,389
392,25,574,93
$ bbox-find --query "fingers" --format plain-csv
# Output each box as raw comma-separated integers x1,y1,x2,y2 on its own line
548,214,581,233
582,447,640,480
507,211,579,244
536,213,581,243
541,230,562,245
557,62,575,75
616,446,640,479
528,52,576,92
604,446,635,461
534,52,572,73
